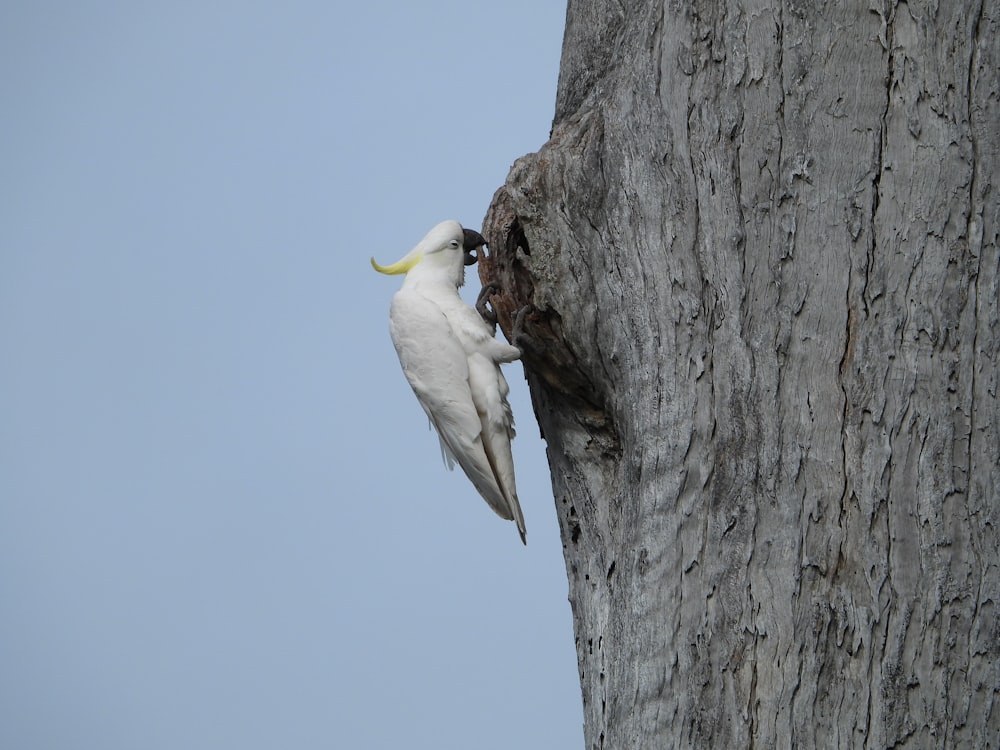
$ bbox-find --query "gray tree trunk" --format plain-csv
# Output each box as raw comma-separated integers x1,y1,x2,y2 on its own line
480,1,999,747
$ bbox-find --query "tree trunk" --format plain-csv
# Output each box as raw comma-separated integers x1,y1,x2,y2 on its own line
480,1,999,747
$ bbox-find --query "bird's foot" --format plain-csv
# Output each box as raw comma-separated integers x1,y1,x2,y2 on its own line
476,282,500,330
512,304,536,350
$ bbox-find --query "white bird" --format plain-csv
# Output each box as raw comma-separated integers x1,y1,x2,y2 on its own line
371,220,527,544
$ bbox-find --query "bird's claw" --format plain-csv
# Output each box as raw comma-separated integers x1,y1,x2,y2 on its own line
512,305,535,349
476,282,500,330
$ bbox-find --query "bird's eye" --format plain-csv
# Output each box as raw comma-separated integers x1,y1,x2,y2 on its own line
449,240,460,248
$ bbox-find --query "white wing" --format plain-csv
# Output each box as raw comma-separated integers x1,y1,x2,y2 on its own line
444,299,525,541
466,351,526,542
388,288,519,527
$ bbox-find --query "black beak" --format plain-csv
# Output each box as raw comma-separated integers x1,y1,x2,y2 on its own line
463,228,487,266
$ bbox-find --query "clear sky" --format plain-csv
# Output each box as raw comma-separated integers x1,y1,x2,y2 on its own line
0,2,582,748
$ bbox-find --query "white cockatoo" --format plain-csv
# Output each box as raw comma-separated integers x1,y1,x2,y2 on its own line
371,220,527,544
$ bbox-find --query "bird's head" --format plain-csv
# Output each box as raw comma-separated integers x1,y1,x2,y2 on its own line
371,220,486,288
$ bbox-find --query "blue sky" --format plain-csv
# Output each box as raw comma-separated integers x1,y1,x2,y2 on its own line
0,3,582,748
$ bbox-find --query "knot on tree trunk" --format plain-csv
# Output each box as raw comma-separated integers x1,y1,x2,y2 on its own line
480,184,619,443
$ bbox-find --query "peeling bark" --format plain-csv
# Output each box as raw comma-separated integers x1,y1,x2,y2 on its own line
481,1,999,747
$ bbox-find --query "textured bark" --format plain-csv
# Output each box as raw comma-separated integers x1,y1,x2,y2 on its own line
481,1,999,747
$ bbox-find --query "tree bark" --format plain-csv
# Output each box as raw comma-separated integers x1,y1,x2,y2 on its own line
480,1,999,747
